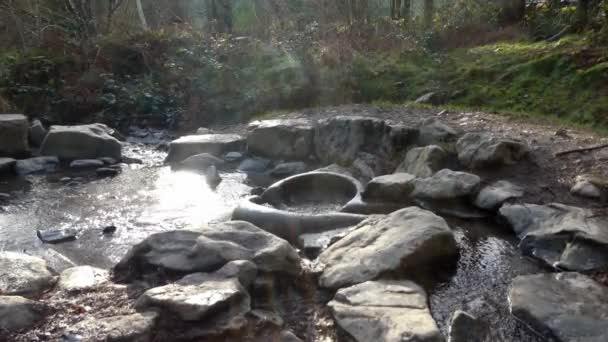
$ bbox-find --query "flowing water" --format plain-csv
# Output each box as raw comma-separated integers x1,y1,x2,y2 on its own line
0,138,547,341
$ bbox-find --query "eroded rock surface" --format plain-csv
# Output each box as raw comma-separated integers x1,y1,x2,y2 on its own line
362,173,416,203
329,280,443,342
509,273,608,342
165,134,245,163
396,145,447,178
500,203,608,271
248,119,314,160
318,207,457,289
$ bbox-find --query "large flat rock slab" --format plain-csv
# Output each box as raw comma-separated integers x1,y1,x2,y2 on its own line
165,134,245,163
318,207,457,289
0,114,29,157
0,252,56,298
65,312,158,342
247,119,314,160
329,280,443,342
40,124,122,160
114,221,300,282
509,273,608,342
500,203,608,271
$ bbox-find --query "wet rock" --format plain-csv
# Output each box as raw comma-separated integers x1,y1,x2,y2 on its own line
417,118,459,147
65,312,158,342
474,180,524,211
196,127,212,135
238,157,271,173
500,203,608,271
0,114,29,157
571,177,602,199
0,252,56,297
362,173,416,203
0,157,16,174
448,310,488,342
249,309,284,327
329,280,443,342
456,133,528,169
248,119,314,160
270,162,308,178
280,330,303,342
314,116,404,166
122,156,143,164
165,134,245,164
224,151,244,162
509,273,608,342
412,169,481,201
41,124,122,160
70,159,105,169
0,193,9,201
0,296,50,332
15,156,59,176
102,225,117,235
113,222,301,282
29,119,47,147
395,145,447,178
205,165,222,188
58,266,109,292
318,207,457,289
135,263,251,322
298,227,352,259
99,157,118,165
314,163,353,177
176,153,224,172
96,167,121,177
37,228,78,244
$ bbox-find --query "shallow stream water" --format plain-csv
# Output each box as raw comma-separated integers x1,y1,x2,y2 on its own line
0,140,546,341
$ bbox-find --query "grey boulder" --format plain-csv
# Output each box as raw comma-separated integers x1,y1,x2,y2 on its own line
65,312,158,342
41,124,122,160
114,222,301,282
58,266,109,292
474,180,524,210
0,114,29,156
396,145,447,178
165,134,245,164
362,173,416,203
270,162,308,178
176,153,224,172
15,156,59,176
329,280,443,342
412,169,481,201
0,252,57,297
417,118,459,148
318,207,457,289
500,203,608,271
0,157,16,174
70,159,105,169
448,310,488,342
509,272,608,342
456,133,528,169
0,296,50,332
247,119,314,160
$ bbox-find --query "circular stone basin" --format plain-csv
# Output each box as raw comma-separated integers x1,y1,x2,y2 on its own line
232,172,366,243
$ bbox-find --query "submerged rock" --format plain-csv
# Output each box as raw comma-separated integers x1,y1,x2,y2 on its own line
66,312,158,342
509,273,608,342
69,159,105,169
362,173,416,203
500,203,608,271
318,207,457,289
165,134,245,164
41,124,122,160
15,156,59,176
456,133,528,169
58,266,109,292
474,180,524,211
114,222,301,282
37,228,78,244
396,145,447,178
329,280,443,342
0,252,56,297
0,296,50,332
176,153,224,172
247,119,314,160
0,114,29,157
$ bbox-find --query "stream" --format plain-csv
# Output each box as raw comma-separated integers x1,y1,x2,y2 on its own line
0,136,546,341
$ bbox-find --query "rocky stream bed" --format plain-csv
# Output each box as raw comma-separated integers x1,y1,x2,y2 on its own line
0,105,607,342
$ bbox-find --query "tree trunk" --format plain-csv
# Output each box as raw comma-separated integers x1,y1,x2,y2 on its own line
424,0,434,27
135,0,148,30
